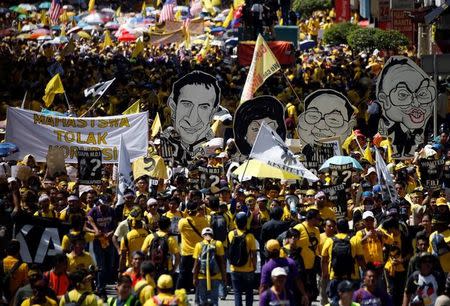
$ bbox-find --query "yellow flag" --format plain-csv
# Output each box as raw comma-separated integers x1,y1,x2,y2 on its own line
222,6,234,28
363,141,374,164
175,9,182,21
141,1,146,15
157,0,162,7
115,6,121,17
151,113,162,137
132,154,168,180
211,120,220,136
88,0,95,11
342,131,356,154
102,30,113,49
197,34,211,61
183,24,191,48
41,11,48,25
240,34,281,103
131,39,144,58
203,0,214,13
60,25,66,37
18,22,21,32
233,0,245,7
60,11,69,23
380,138,393,163
42,74,65,107
122,99,140,115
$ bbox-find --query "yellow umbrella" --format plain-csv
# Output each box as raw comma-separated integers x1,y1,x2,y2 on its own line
77,31,91,39
233,159,300,180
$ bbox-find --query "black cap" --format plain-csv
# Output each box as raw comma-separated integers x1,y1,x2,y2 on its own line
337,280,354,293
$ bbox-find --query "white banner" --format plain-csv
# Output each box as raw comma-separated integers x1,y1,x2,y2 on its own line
117,135,135,205
5,107,148,163
249,122,319,182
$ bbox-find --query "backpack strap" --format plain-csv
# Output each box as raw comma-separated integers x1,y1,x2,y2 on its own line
108,297,117,306
135,283,147,299
187,218,202,238
7,259,23,280
64,292,71,304
76,292,90,306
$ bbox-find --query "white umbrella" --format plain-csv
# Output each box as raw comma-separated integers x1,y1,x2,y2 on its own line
21,24,38,32
63,4,74,10
37,35,52,41
101,8,115,15
18,4,37,11
83,12,105,25
50,36,69,44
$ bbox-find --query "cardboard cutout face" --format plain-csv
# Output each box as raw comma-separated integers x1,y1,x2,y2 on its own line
376,56,436,158
163,71,222,165
297,89,356,145
233,96,287,156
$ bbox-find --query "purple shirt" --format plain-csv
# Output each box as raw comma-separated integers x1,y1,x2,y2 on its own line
88,206,116,233
259,288,294,306
353,287,393,306
260,258,298,293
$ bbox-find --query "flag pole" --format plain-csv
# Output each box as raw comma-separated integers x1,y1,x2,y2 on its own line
20,91,28,109
63,92,71,110
80,78,116,117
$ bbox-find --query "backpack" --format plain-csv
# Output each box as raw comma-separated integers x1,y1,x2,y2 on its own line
152,295,178,306
198,241,221,276
331,237,353,278
210,214,227,242
64,292,89,306
282,246,305,273
148,233,170,274
228,230,249,267
431,232,450,256
0,259,22,300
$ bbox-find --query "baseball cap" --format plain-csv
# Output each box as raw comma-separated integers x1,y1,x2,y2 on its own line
306,189,316,196
271,267,287,277
362,211,375,220
337,280,354,293
436,197,447,206
257,196,268,202
266,239,281,252
365,167,376,176
67,195,79,201
38,194,50,203
362,191,373,199
147,198,157,206
315,191,326,199
157,274,173,289
201,227,214,236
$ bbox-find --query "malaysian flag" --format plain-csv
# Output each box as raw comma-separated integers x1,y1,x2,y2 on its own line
48,0,62,24
159,0,175,23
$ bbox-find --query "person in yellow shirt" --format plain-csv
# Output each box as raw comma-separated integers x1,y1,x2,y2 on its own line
162,197,184,236
228,212,257,306
61,215,95,253
319,219,337,306
143,274,187,306
144,198,160,232
20,278,57,306
66,238,94,274
134,261,156,305
354,211,394,265
106,275,137,306
294,207,321,303
193,227,226,306
59,269,100,306
34,194,58,219
176,202,209,291
314,191,337,225
120,210,148,272
428,213,450,273
141,216,180,278
59,195,86,224
1,240,29,301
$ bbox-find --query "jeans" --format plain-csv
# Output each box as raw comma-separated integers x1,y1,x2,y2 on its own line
176,255,195,291
93,239,114,293
231,272,254,306
196,279,220,306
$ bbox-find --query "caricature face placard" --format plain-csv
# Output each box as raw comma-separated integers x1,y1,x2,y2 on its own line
297,89,356,146
162,71,222,165
233,96,287,156
376,56,436,158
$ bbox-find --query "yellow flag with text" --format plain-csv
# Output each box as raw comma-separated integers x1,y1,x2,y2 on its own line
42,74,65,107
151,113,162,137
240,34,280,103
122,100,140,115
132,154,168,179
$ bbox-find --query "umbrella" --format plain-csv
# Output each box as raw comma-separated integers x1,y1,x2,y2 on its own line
319,156,363,172
39,2,51,9
37,35,52,41
50,36,68,44
62,4,74,10
0,143,19,157
21,24,37,32
118,32,136,42
83,12,105,25
10,6,27,13
210,26,225,33
82,25,98,31
76,30,91,39
67,26,81,34
18,4,37,11
233,159,301,180
0,28,17,38
101,8,115,15
105,21,119,30
299,39,316,51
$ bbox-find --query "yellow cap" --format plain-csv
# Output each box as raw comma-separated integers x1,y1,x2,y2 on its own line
306,189,316,196
395,162,407,171
436,197,447,206
157,274,173,289
245,196,255,204
265,239,281,252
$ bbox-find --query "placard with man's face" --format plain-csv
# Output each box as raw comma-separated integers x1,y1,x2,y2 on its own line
297,89,356,146
376,56,436,158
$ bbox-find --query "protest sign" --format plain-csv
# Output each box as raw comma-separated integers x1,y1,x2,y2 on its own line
5,108,148,163
419,159,444,188
198,166,223,191
376,56,436,158
322,183,347,217
46,146,67,177
234,96,286,156
133,153,168,180
78,149,102,185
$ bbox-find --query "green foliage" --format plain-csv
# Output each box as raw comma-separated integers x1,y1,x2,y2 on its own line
293,0,332,18
322,22,360,45
375,30,409,51
347,27,383,52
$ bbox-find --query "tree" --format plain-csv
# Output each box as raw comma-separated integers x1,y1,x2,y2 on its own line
347,27,383,52
375,30,409,52
322,22,360,45
293,0,332,18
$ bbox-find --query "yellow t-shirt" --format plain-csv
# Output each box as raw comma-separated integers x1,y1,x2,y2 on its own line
294,222,321,269
178,216,209,256
61,231,95,253
141,230,180,270
144,211,160,231
21,296,57,306
34,210,58,219
59,209,85,223
2,255,28,298
134,279,155,305
354,229,393,264
67,251,94,273
163,211,184,235
319,207,336,221
60,289,101,306
321,233,361,280
120,228,149,266
193,239,225,280
228,229,257,272
428,230,450,273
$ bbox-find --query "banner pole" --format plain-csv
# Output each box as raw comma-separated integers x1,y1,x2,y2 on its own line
281,72,302,107
21,91,28,109
240,159,251,182
63,92,71,110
